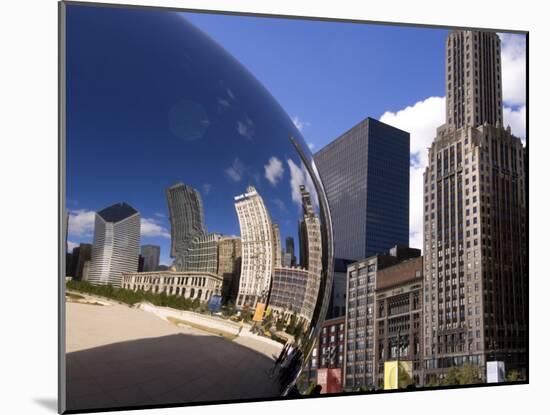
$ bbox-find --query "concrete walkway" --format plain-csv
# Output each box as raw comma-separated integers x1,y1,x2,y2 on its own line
65,301,281,411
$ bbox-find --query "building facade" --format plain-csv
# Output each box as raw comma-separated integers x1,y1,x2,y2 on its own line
140,245,160,272
423,30,527,381
326,258,354,319
178,233,220,274
314,117,410,260
374,256,424,387
217,236,242,304
272,223,282,268
122,270,222,303
343,246,420,390
269,266,310,319
285,236,296,267
68,243,92,280
299,185,323,322
166,182,206,267
88,202,141,287
234,186,274,308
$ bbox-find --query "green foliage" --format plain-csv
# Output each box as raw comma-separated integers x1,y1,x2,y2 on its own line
443,363,482,386
275,318,285,331
425,376,440,387
286,313,297,335
506,370,523,382
305,381,318,395
66,280,199,311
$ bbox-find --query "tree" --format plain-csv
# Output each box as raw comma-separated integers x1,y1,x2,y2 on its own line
506,370,523,382
443,364,482,386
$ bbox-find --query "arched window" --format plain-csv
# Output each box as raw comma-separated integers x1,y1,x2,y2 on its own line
198,289,203,300
190,288,195,298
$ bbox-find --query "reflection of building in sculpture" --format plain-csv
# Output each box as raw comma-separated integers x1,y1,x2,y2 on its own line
374,256,423,388
423,30,527,380
140,245,160,272
285,237,296,267
269,267,309,319
88,202,141,287
122,270,222,303
272,223,282,268
217,236,242,304
343,245,420,391
166,182,206,267
68,243,92,280
177,233,220,274
299,185,322,322
234,186,274,308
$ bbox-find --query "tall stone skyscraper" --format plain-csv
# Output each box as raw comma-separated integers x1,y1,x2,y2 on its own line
88,202,141,287
423,31,527,381
234,186,274,308
314,117,410,260
166,182,207,268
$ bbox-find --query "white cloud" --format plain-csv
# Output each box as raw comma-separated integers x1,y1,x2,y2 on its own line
503,105,526,143
202,183,212,195
264,156,284,186
225,158,245,182
217,98,230,108
380,96,445,169
287,158,318,209
292,115,310,132
68,209,96,237
67,240,79,253
154,212,165,218
273,198,287,213
141,217,170,238
380,96,446,251
307,142,315,150
499,33,526,106
237,117,255,139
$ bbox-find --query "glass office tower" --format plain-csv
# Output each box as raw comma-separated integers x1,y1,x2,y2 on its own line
314,117,410,260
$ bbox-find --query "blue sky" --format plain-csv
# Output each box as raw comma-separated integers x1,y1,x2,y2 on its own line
66,5,526,264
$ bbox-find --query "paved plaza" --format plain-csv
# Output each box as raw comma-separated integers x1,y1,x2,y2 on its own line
65,301,281,411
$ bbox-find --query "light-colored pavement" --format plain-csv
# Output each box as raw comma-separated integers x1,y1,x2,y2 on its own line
65,301,281,411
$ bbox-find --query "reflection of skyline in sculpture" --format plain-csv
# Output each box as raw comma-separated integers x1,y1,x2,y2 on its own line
166,182,207,266
299,185,323,322
88,202,141,287
234,186,274,308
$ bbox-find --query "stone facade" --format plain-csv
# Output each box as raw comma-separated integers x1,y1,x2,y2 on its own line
122,270,222,303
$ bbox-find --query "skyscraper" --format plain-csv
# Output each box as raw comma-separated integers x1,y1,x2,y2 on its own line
68,243,92,280
272,223,282,268
285,236,296,266
166,182,206,266
140,245,160,272
234,186,274,308
179,233,220,274
423,31,527,381
88,202,141,287
217,236,242,304
314,117,410,260
299,185,323,322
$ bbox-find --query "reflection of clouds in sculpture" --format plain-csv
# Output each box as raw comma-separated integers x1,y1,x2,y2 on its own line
287,159,318,209
225,158,246,182
168,99,210,141
237,117,255,139
264,156,284,186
